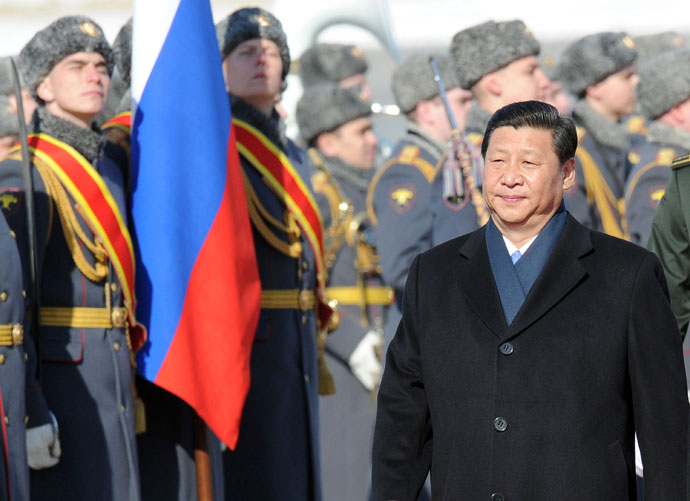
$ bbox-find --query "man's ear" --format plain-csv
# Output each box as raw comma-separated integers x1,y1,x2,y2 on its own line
562,157,576,191
36,77,53,104
482,73,502,97
316,132,337,157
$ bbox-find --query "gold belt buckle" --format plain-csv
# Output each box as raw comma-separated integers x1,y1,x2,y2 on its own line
298,290,313,311
11,323,23,346
111,308,128,329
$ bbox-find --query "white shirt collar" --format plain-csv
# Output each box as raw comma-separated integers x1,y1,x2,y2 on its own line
503,234,538,258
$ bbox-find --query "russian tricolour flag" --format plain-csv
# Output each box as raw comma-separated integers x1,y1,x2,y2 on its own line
130,0,261,448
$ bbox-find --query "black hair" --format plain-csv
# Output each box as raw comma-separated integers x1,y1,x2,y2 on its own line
481,100,577,165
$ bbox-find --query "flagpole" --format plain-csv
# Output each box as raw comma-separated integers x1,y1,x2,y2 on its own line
194,413,213,501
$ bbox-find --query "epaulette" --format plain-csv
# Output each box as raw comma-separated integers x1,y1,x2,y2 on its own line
656,148,676,166
396,145,438,183
575,126,587,142
466,132,483,148
626,115,649,136
672,154,690,170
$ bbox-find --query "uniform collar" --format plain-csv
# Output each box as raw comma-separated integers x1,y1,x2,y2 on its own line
572,99,630,151
33,106,104,164
648,121,690,151
465,103,492,137
229,94,287,151
404,121,448,158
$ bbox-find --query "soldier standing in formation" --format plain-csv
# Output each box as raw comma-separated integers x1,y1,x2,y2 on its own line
0,16,142,500
556,32,640,238
216,7,329,500
450,19,550,147
625,49,690,246
297,83,391,500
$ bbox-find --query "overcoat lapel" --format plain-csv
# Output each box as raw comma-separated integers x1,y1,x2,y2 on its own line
507,215,592,338
456,227,508,338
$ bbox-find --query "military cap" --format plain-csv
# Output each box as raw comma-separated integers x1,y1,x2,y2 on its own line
556,32,637,96
296,83,371,144
636,49,690,120
298,43,368,89
19,16,114,102
0,57,13,96
391,54,461,114
450,20,540,89
0,96,19,137
216,7,290,80
112,18,132,87
634,31,685,66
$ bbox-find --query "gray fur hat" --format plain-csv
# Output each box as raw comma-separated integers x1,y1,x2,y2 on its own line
0,57,14,96
634,31,685,66
392,54,461,114
216,7,290,80
112,18,132,87
0,96,19,137
636,49,690,119
296,83,371,144
450,20,540,89
556,32,637,96
19,16,114,102
298,43,368,89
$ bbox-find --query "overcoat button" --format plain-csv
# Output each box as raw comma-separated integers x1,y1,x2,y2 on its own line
494,417,508,432
499,342,514,355
491,494,505,501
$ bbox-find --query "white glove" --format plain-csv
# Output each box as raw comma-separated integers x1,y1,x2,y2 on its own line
634,433,643,478
27,412,61,470
348,331,383,392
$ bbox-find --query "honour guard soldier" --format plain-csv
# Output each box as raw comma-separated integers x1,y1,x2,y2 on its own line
297,83,391,501
449,20,550,147
556,32,639,238
0,16,143,500
625,49,690,246
216,8,331,500
367,55,480,359
0,214,30,501
299,43,371,100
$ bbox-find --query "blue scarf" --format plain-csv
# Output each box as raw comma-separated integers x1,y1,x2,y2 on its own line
486,203,566,324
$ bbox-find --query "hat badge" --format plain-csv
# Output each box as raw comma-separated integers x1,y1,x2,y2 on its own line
524,27,533,37
253,14,270,27
80,22,98,37
351,46,364,59
622,35,635,49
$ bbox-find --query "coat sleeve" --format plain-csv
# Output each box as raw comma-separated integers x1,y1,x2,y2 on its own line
371,254,431,501
628,251,688,499
372,164,433,295
647,168,690,335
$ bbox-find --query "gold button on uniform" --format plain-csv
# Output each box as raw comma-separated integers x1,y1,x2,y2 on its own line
4,416,8,425
9,230,15,239
24,353,28,362
24,416,28,425
22,290,26,298
301,315,307,324
113,341,121,352
0,292,7,302
0,354,5,364
121,405,126,413
111,283,118,292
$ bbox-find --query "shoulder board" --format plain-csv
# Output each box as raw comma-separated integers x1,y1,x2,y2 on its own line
575,126,587,142
466,132,483,147
656,148,676,166
626,115,648,135
672,154,690,170
395,145,438,183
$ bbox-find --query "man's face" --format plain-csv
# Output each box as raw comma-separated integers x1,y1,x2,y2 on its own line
447,86,474,133
223,38,283,102
37,51,110,127
494,55,550,104
321,116,378,170
590,65,638,120
483,126,574,235
674,97,690,132
339,73,372,101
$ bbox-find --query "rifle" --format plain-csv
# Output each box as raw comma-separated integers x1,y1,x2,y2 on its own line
9,57,42,379
429,56,467,203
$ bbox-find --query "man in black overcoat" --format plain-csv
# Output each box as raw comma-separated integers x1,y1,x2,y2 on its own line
372,100,688,501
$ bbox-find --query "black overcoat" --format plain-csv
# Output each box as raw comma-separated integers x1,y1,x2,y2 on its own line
372,214,688,500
